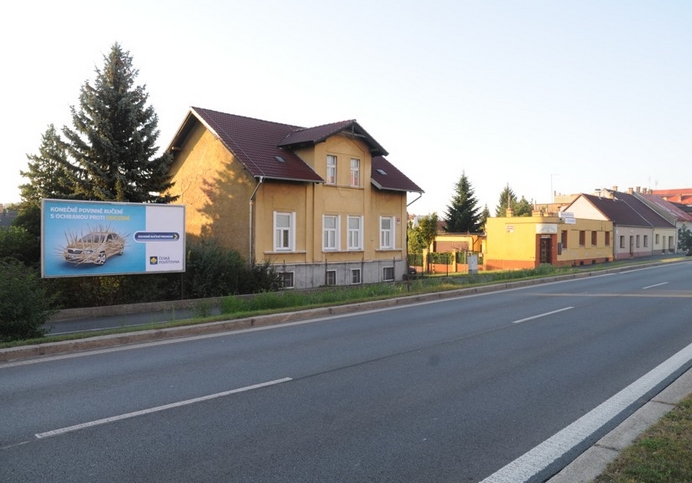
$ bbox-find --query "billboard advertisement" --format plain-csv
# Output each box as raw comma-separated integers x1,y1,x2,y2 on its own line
41,199,185,278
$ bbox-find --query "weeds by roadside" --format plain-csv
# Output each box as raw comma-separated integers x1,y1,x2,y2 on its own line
593,394,692,482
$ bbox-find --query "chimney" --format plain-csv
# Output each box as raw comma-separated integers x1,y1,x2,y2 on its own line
636,186,641,193
612,186,618,192
628,187,634,194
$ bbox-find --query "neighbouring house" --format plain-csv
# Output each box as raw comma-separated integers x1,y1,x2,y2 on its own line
166,107,423,289
565,189,676,260
634,191,692,253
484,211,613,270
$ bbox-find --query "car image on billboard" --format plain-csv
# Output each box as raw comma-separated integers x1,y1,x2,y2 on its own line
63,230,126,266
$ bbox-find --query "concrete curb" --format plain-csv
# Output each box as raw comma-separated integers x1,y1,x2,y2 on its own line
547,368,692,482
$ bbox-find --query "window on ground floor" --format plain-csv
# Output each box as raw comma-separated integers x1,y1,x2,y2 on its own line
280,272,294,289
325,270,336,286
351,268,361,285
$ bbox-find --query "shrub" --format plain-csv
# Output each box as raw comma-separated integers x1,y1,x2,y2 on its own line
184,238,244,298
0,226,40,267
0,259,56,341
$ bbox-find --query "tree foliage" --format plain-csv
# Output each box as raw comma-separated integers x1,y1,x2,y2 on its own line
0,259,55,342
408,213,439,254
16,125,74,237
679,225,692,256
495,184,533,217
19,125,72,205
0,226,40,268
444,173,481,233
60,43,176,203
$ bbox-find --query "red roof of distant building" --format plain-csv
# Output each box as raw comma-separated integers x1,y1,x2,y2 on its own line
651,188,692,205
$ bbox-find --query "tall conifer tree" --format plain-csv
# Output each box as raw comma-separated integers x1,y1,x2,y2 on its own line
61,43,176,203
444,172,481,233
19,124,72,205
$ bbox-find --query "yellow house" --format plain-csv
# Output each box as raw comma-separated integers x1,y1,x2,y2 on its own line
485,212,613,270
166,107,423,289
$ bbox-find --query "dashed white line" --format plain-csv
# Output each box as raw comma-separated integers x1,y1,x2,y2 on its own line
35,377,292,439
512,307,574,324
642,282,668,290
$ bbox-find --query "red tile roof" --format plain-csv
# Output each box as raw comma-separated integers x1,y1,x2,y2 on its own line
169,107,422,192
651,188,692,206
371,156,423,193
637,193,692,222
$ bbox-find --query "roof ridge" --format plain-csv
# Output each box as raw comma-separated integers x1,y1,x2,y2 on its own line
191,106,305,131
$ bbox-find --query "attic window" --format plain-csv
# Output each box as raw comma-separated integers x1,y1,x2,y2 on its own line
275,156,286,163
376,168,387,175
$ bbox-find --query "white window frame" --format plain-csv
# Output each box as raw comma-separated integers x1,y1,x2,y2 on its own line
322,215,340,251
273,211,295,252
350,158,360,187
325,269,337,286
383,266,395,282
351,268,361,285
347,215,363,250
380,216,395,249
326,155,337,185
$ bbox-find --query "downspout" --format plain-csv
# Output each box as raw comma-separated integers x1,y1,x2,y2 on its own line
249,176,265,265
407,192,423,207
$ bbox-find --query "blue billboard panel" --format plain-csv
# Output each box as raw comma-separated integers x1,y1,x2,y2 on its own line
41,199,185,278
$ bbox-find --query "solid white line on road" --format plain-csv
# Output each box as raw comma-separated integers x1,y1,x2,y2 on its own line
35,377,292,439
512,307,574,324
479,341,692,483
642,282,668,290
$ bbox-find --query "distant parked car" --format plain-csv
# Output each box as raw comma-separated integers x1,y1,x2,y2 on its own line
63,231,125,265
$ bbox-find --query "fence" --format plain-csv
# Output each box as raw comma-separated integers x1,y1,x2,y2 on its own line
408,251,483,275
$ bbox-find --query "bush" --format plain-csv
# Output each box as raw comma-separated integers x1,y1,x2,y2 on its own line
184,238,244,298
48,273,182,309
0,226,40,267
0,259,56,341
184,238,281,298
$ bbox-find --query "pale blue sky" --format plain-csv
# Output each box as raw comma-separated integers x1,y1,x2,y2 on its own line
3,0,690,216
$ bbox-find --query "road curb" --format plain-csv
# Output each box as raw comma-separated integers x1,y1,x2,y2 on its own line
547,367,692,482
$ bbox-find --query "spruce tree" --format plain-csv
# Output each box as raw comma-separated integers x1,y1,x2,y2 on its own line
495,184,517,217
61,43,176,203
444,173,481,233
19,125,72,205
16,125,73,236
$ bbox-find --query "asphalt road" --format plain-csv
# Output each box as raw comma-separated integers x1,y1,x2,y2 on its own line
3,261,692,482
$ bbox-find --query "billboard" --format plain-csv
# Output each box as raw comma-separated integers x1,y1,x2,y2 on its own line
41,199,185,278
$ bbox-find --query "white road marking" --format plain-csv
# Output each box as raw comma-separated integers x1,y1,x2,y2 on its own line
35,377,292,439
512,307,574,324
642,282,668,290
480,341,692,482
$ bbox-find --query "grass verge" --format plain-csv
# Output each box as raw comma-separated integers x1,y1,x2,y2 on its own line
593,394,692,482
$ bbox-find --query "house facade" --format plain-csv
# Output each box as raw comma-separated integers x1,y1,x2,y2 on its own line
565,190,676,260
166,107,422,289
484,212,613,270
634,191,692,253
